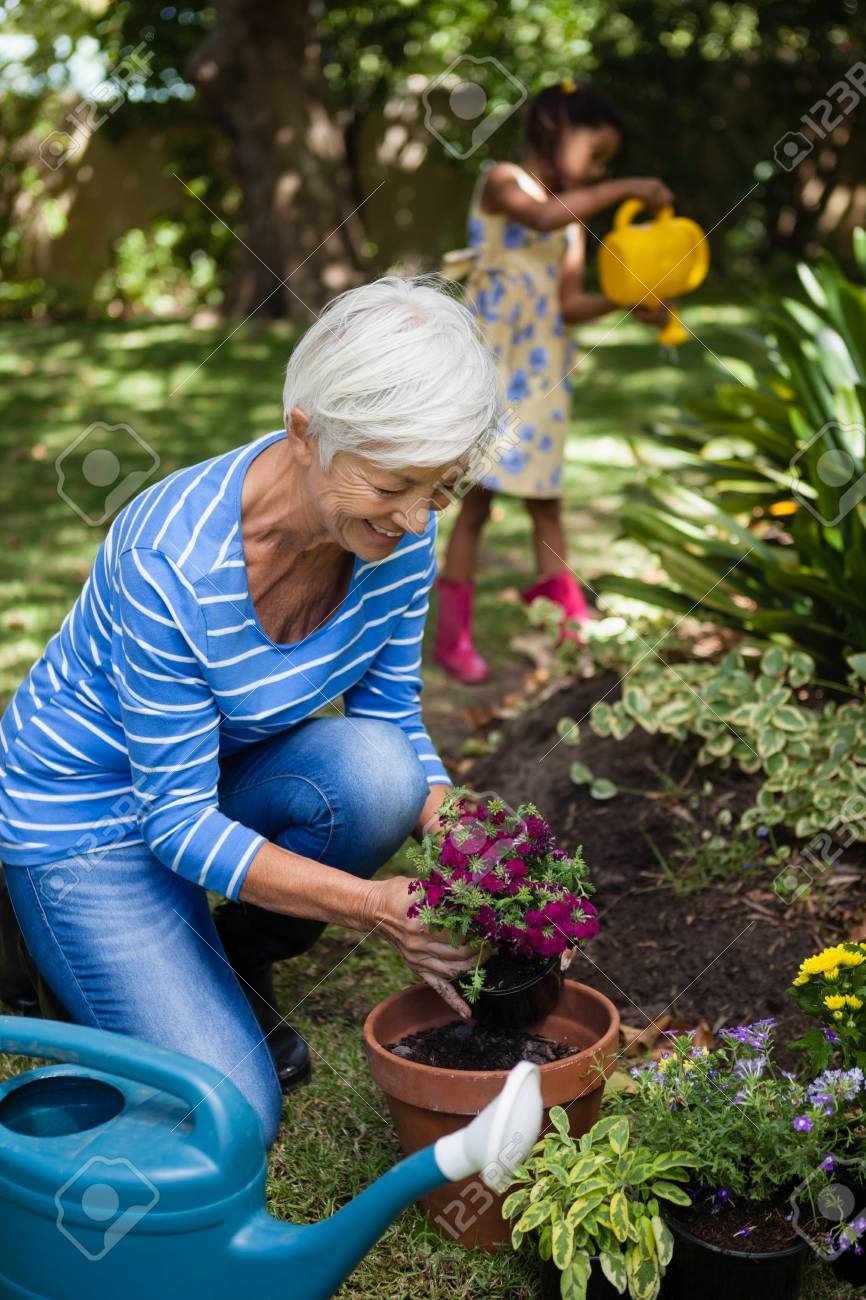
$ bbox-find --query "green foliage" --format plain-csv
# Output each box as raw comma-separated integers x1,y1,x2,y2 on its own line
582,645,866,847
503,1111,695,1300
600,239,866,676
93,219,223,317
321,1,866,274
614,1027,845,1205
5,0,866,318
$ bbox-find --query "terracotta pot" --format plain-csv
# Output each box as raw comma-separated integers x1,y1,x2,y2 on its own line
363,978,620,1250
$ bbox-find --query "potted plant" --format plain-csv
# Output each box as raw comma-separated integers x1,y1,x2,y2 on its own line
502,1109,696,1299
616,1020,846,1299
407,791,599,1028
363,794,618,1248
787,942,866,1283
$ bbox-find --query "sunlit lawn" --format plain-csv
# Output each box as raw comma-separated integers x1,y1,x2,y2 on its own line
2,292,850,1296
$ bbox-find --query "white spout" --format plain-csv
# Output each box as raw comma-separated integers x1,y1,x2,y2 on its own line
433,1061,543,1192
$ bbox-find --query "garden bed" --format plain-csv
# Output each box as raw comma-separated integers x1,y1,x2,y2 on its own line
469,671,866,1047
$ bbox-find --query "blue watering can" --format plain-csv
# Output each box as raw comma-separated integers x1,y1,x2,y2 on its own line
0,1016,543,1298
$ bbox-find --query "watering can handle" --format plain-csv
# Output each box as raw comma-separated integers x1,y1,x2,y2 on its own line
613,199,674,229
0,1015,239,1160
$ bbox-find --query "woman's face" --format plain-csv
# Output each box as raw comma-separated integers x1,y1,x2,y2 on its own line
556,124,622,189
289,409,460,561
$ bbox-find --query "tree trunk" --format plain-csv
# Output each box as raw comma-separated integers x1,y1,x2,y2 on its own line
189,0,365,320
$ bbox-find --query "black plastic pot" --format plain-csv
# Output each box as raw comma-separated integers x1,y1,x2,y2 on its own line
663,1214,810,1300
470,957,563,1030
826,1176,866,1288
832,1245,866,1288
539,1255,620,1299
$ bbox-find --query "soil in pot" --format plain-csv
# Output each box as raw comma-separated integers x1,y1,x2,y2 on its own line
388,1019,578,1070
465,954,563,1031
663,1202,810,1300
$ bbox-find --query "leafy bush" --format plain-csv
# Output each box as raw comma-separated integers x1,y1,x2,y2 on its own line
576,645,866,845
93,219,223,317
599,233,866,677
503,1110,695,1300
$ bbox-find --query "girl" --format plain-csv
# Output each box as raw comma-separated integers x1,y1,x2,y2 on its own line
436,81,673,683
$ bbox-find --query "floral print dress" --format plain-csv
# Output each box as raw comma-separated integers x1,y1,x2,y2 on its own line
464,166,579,499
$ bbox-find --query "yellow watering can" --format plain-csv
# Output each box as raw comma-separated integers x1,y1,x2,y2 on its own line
598,200,710,346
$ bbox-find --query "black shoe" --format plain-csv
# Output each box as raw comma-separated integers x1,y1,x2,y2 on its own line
234,961,312,1095
0,988,39,1012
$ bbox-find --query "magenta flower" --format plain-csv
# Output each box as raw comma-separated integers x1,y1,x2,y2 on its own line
406,792,596,972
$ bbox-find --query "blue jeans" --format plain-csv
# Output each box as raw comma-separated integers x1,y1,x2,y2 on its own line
3,717,429,1147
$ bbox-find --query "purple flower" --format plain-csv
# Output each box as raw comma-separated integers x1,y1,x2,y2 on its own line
733,1055,767,1080
822,1155,836,1172
758,826,768,839
806,1068,864,1110
720,1019,776,1052
823,1028,841,1044
793,1115,813,1132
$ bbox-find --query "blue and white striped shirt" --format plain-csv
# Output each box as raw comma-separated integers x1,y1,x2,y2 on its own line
0,431,450,899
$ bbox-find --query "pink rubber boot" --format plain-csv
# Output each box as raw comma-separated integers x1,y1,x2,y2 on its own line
434,579,490,684
522,569,590,642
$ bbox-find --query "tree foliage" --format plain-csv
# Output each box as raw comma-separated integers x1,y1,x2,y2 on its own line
3,0,866,316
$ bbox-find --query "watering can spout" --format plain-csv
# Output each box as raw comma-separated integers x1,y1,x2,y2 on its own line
229,1061,543,1300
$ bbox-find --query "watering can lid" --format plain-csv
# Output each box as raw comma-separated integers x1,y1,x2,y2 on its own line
0,1019,265,1222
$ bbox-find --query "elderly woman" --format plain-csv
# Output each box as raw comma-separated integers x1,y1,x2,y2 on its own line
0,277,500,1146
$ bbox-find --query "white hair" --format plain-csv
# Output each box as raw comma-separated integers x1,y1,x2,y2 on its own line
282,275,502,473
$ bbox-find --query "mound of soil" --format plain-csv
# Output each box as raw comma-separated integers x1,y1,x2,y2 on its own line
388,1020,577,1071
470,672,861,1047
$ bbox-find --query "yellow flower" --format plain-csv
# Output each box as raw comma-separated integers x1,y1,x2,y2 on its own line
826,968,841,981
839,950,866,968
847,995,864,1010
824,995,846,1011
796,948,842,982
793,974,809,987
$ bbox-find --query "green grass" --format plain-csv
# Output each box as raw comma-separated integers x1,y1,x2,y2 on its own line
0,291,850,1295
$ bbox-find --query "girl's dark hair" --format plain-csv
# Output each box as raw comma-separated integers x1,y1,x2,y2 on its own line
526,81,624,178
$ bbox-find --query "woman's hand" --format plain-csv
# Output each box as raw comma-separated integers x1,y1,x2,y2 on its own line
362,875,478,1019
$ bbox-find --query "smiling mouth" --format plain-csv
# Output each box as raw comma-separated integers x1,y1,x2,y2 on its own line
364,519,402,540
